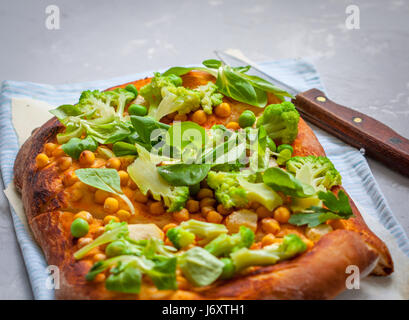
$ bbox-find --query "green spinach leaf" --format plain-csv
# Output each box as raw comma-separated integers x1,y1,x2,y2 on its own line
157,163,211,186
62,136,98,159
113,142,138,156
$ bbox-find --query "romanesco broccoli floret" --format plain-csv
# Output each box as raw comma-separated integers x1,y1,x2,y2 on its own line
204,226,255,257
206,171,282,210
195,81,224,114
286,155,342,192
256,101,300,144
127,144,189,212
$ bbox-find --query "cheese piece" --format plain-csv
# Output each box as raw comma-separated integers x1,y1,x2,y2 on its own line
128,223,164,241
305,224,333,242
225,209,258,233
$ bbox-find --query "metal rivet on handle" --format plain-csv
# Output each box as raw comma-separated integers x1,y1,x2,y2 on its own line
316,96,326,102
353,117,363,123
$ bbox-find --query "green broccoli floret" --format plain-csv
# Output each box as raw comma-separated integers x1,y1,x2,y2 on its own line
256,101,300,144
178,219,228,244
204,226,255,257
230,234,307,271
195,81,224,114
166,227,195,249
127,144,189,212
51,88,135,144
286,156,342,192
207,171,283,210
139,72,182,110
152,86,201,120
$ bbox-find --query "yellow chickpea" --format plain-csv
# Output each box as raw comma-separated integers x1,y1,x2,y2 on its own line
174,113,188,121
71,188,84,202
52,145,66,157
104,197,119,214
94,273,106,283
200,197,216,208
149,201,165,215
261,233,276,247
94,226,105,237
63,170,78,186
79,150,95,166
206,210,223,224
94,189,110,204
117,209,131,221
214,102,231,118
74,211,93,223
93,253,106,262
163,223,178,234
256,206,273,219
201,206,214,217
118,170,129,186
44,143,57,156
77,237,93,248
197,188,213,200
261,218,281,235
134,190,148,203
58,156,72,171
226,121,240,131
217,204,232,216
103,215,119,225
173,208,190,222
186,200,200,213
106,157,121,170
35,153,49,168
191,110,207,125
273,206,291,224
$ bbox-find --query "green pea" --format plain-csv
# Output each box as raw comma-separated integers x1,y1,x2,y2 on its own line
128,104,147,116
277,144,294,153
106,240,127,258
238,110,256,128
71,218,89,238
266,137,276,152
125,84,138,96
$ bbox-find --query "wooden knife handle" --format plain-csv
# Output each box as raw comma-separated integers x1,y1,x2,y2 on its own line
294,88,409,177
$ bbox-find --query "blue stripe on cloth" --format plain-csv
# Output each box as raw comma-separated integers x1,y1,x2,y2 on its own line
0,59,408,300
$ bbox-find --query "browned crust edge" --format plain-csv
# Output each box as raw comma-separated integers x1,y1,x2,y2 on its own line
13,72,393,300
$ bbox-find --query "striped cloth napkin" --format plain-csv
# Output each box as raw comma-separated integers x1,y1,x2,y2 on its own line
1,59,408,300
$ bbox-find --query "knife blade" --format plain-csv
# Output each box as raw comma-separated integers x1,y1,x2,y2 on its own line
214,50,409,177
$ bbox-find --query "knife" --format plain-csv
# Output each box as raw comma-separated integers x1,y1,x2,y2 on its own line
214,50,409,177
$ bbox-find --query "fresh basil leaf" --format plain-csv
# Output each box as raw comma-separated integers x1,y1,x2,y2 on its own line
233,65,251,73
263,167,315,198
216,66,267,108
105,264,142,294
289,209,343,227
318,190,352,217
240,74,295,99
165,121,206,149
76,168,123,194
113,142,138,156
158,163,211,186
50,104,82,121
75,168,135,215
130,116,169,150
202,59,222,69
61,136,98,159
179,247,224,287
162,66,195,77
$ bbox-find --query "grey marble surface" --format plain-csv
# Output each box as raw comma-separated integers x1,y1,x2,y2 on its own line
0,0,408,299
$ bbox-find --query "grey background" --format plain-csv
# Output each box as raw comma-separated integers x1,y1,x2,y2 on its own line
0,0,408,299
